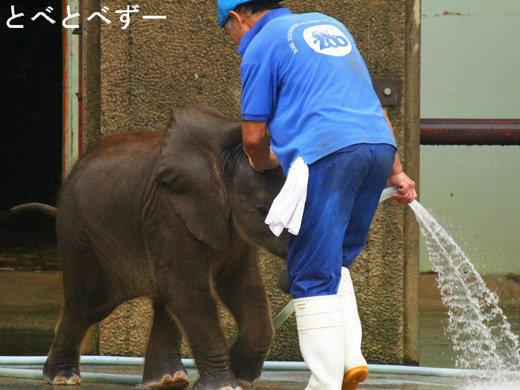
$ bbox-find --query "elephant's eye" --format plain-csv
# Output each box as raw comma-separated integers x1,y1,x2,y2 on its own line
256,206,269,218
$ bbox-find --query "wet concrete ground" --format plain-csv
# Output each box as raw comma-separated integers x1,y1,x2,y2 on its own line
0,368,464,390
1,271,519,389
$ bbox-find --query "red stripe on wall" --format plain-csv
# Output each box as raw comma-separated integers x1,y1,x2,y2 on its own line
420,119,520,145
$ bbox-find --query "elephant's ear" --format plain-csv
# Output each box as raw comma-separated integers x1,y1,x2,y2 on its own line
155,106,233,251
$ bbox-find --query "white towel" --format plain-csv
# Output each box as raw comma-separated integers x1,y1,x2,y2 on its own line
265,157,309,236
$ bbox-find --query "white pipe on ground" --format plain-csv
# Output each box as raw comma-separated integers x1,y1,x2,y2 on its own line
1,356,520,383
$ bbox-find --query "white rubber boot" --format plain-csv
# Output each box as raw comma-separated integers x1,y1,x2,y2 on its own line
338,267,368,390
294,294,345,390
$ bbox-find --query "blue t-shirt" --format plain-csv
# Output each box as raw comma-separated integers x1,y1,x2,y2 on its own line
238,9,397,174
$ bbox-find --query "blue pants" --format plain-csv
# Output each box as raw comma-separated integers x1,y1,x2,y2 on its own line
287,143,396,299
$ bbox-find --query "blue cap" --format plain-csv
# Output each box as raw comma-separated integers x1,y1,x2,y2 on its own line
217,0,250,28
217,0,282,28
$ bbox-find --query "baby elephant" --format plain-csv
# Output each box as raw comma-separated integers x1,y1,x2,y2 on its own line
41,105,288,389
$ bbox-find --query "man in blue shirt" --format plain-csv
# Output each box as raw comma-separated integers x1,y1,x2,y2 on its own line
218,1,417,389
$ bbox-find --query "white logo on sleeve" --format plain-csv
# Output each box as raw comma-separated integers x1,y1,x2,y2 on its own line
303,24,352,57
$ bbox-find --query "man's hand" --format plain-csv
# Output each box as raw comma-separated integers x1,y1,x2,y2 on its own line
247,147,280,171
387,171,417,204
381,110,417,204
242,120,280,172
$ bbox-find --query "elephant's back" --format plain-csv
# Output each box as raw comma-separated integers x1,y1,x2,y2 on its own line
57,132,164,247
56,132,164,297
74,132,164,173
61,132,164,198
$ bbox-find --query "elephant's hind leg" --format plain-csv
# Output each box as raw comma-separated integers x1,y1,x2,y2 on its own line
42,309,89,385
43,241,119,385
143,302,189,389
43,299,119,385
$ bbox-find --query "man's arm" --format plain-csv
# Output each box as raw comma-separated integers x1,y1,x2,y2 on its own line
241,120,280,172
383,110,417,204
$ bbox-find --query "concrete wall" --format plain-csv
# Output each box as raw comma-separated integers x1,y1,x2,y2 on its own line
83,0,420,364
420,0,520,275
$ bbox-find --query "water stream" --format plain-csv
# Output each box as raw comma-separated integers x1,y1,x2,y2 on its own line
410,200,520,388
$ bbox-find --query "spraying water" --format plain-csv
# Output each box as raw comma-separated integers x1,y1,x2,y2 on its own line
409,199,520,387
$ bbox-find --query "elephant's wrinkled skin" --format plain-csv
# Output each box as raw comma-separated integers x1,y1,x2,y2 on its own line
42,105,288,390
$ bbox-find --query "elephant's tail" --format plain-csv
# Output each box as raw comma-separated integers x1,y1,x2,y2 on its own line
1,203,57,220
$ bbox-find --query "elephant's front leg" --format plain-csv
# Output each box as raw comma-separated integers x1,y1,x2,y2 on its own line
162,278,242,390
215,256,274,388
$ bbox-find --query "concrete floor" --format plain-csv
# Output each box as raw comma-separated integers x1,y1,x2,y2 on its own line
0,366,466,390
1,271,519,389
